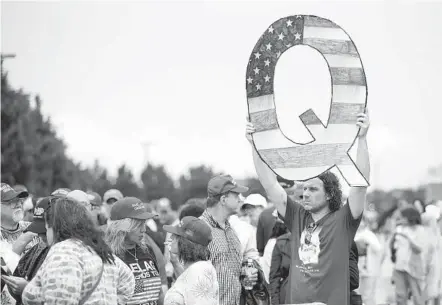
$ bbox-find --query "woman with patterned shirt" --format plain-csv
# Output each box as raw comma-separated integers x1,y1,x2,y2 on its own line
21,197,135,305
163,216,218,305
106,197,166,305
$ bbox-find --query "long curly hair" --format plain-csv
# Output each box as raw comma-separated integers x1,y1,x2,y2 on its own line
317,171,343,212
176,235,210,264
105,218,149,257
45,198,115,264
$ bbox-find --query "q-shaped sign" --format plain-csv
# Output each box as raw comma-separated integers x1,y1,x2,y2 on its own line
246,15,369,187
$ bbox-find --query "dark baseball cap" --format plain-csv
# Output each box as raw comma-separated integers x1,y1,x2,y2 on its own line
1,183,29,202
26,197,51,234
110,197,157,221
207,175,248,197
163,216,213,246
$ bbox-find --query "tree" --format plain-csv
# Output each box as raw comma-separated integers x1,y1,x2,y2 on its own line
1,72,104,196
140,163,176,202
86,160,113,196
1,74,33,187
114,164,140,198
178,165,218,205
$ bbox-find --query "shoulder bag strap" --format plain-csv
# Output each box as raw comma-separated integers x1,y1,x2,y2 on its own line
78,262,104,305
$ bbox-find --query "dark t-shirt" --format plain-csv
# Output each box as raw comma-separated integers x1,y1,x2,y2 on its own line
123,245,163,305
284,197,362,305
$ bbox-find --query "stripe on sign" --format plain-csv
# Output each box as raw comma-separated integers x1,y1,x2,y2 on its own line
253,124,357,150
274,166,332,181
260,143,353,168
332,85,366,104
323,54,362,68
300,103,365,125
303,26,350,41
253,128,296,150
303,38,357,57
250,108,278,132
331,67,366,86
304,16,339,28
248,94,275,114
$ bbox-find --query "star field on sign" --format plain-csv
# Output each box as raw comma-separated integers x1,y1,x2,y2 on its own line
246,16,305,98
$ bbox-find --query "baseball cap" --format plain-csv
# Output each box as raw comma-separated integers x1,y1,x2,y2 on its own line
25,197,51,234
163,216,212,246
241,194,267,209
103,189,123,203
67,190,93,206
1,183,29,202
110,197,156,221
207,175,248,197
87,191,102,207
51,188,71,198
13,185,28,193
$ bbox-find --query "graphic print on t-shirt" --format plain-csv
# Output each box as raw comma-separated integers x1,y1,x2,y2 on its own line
298,226,322,265
125,247,162,305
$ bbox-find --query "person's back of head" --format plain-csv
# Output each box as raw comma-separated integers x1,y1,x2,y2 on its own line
179,201,206,220
45,197,115,264
270,220,288,239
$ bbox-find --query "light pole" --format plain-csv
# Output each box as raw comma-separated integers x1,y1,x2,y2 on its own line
1,53,16,75
141,141,155,166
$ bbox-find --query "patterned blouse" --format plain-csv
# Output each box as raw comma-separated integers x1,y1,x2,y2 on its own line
200,210,242,305
22,239,135,305
164,260,219,305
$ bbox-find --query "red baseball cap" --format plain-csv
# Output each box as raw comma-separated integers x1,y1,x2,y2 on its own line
110,197,157,221
163,216,212,246
207,175,248,196
1,183,28,202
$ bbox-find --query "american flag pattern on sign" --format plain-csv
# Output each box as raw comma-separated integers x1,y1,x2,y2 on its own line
246,15,369,187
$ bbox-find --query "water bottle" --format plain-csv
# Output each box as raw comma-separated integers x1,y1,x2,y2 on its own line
243,258,254,290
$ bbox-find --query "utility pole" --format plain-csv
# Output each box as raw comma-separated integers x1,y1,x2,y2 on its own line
1,53,16,75
141,141,155,167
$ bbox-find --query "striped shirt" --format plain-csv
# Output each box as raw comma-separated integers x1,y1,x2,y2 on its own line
200,210,243,305
22,239,135,305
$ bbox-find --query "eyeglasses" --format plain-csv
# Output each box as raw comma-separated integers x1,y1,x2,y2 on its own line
1,198,24,209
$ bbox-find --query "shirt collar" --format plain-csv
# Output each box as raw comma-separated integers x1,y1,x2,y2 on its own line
202,210,231,230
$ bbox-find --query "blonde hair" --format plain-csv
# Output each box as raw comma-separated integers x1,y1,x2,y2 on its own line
105,218,148,257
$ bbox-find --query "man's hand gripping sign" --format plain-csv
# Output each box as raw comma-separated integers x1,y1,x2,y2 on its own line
246,15,369,187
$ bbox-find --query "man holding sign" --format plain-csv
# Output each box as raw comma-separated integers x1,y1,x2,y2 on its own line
246,112,370,305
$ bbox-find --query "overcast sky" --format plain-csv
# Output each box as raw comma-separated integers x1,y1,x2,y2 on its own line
2,1,442,191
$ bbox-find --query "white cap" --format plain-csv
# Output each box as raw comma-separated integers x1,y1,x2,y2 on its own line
242,194,267,209
67,190,93,206
103,189,123,203
425,204,441,221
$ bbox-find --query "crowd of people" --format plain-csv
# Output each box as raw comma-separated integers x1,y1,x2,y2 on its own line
1,112,442,305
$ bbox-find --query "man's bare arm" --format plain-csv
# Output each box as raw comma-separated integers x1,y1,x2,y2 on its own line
247,121,287,217
348,111,371,219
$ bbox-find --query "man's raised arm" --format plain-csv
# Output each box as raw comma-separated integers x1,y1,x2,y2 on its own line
246,121,287,217
348,111,371,219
